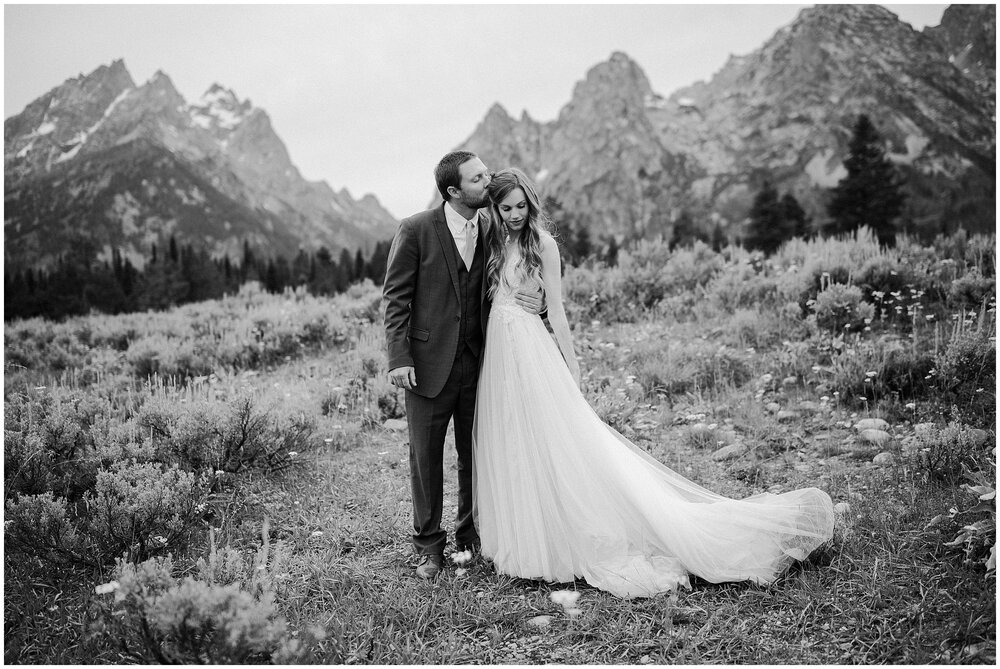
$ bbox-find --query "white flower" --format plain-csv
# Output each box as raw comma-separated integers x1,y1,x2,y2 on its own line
905,403,916,410
865,371,877,378
550,590,581,608
451,550,473,566
287,451,298,458
94,581,120,595
310,531,324,538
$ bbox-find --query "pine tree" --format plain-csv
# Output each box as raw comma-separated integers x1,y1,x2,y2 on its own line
781,193,810,239
745,181,794,255
826,114,906,246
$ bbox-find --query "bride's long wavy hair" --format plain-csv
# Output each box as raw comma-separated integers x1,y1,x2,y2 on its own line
484,168,553,298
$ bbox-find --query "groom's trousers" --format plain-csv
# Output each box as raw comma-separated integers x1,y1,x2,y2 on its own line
405,346,480,555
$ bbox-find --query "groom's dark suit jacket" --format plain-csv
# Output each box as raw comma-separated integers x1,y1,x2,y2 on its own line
383,204,491,399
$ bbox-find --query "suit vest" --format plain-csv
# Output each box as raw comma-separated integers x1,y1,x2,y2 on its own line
453,239,485,358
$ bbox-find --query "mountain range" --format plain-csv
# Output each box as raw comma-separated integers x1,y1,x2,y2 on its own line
4,60,398,272
4,4,995,276
451,3,995,244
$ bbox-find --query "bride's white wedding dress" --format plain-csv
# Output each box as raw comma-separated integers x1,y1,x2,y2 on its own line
473,248,835,598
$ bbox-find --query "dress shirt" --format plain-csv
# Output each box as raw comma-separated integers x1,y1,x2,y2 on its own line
444,201,479,260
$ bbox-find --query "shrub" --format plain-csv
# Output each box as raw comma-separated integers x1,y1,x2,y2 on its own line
615,240,724,317
562,261,628,323
2,390,111,500
632,343,752,399
136,395,314,473
810,283,875,333
935,319,996,422
85,461,207,564
821,335,936,408
4,492,84,565
915,423,993,483
947,268,996,310
708,263,781,313
92,556,301,664
618,238,675,310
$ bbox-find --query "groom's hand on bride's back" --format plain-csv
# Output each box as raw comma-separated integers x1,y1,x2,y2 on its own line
514,285,546,316
388,366,417,390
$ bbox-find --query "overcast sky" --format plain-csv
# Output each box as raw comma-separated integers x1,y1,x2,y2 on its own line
5,2,949,219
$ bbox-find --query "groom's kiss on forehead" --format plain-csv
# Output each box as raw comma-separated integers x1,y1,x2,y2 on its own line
450,156,491,213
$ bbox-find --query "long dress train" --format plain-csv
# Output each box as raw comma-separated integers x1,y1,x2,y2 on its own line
473,249,835,598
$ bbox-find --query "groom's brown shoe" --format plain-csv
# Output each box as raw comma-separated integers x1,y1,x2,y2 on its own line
415,554,443,579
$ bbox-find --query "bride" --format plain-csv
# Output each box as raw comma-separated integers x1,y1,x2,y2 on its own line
473,168,835,598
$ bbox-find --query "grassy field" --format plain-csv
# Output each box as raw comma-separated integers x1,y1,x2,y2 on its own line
4,231,996,664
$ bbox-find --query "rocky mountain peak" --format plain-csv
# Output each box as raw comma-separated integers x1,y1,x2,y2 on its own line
191,84,253,131
5,59,399,272
454,4,994,246
561,51,652,123
925,3,996,91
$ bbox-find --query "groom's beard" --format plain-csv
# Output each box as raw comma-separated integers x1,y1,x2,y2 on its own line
459,190,489,210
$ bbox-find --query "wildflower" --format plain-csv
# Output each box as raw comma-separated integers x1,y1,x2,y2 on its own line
94,581,120,595
288,451,298,458
925,314,934,321
451,550,473,566
550,590,581,608
324,438,334,443
858,397,868,402
905,403,916,410
310,531,323,538
811,366,821,373
820,396,830,402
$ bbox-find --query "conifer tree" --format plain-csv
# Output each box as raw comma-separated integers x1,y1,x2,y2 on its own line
745,181,794,255
782,193,810,239
826,114,906,246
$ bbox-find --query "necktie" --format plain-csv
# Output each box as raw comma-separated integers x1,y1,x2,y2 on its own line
462,220,476,270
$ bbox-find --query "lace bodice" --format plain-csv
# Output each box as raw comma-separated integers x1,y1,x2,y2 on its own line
491,246,541,315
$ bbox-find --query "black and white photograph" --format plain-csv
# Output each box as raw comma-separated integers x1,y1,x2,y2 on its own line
3,1,995,664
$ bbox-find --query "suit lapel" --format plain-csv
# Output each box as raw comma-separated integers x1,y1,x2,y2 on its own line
432,204,462,303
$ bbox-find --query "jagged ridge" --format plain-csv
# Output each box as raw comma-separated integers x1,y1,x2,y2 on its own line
4,60,398,271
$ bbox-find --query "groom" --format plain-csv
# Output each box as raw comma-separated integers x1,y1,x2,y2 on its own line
382,150,542,579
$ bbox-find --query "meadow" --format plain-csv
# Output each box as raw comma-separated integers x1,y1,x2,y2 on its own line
3,228,995,664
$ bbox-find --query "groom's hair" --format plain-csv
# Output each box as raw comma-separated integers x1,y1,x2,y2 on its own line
435,151,478,201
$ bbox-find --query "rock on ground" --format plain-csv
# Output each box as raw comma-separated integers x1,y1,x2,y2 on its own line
854,418,889,431
858,428,892,446
712,443,747,461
